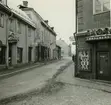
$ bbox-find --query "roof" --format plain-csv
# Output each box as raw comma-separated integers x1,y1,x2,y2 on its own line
7,0,36,28
21,6,57,36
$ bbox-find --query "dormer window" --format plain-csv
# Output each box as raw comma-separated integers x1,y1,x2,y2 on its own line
93,0,110,14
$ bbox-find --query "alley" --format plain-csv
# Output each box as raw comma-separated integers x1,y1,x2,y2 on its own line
2,62,111,105
0,57,71,101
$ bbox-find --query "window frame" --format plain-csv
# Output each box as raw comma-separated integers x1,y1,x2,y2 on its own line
93,0,110,15
0,12,4,28
9,18,15,32
17,47,23,63
16,20,21,34
28,26,31,37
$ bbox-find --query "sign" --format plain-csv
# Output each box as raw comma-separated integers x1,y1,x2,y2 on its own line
86,35,111,41
72,42,76,45
69,36,75,42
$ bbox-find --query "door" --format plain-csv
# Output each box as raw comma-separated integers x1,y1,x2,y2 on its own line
0,47,5,64
97,52,110,81
28,47,32,62
9,44,12,65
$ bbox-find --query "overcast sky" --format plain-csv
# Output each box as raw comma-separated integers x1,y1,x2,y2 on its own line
9,0,76,45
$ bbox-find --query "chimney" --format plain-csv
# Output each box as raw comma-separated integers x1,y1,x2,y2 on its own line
51,27,54,30
44,20,48,24
23,1,28,7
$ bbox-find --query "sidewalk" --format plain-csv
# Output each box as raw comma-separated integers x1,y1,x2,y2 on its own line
0,58,72,104
0,59,62,79
56,63,111,93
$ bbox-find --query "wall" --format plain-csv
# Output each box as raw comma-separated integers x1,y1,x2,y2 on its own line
0,11,7,45
77,0,110,32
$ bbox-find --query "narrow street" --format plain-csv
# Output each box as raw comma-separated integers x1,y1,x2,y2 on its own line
1,61,111,105
0,57,71,102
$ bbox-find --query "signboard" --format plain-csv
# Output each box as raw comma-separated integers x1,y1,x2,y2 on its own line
86,35,111,41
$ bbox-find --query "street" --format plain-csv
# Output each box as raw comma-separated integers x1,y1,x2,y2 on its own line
1,59,111,105
0,57,71,101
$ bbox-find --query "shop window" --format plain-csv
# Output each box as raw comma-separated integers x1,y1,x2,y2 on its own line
17,47,23,63
0,13,4,28
93,0,110,14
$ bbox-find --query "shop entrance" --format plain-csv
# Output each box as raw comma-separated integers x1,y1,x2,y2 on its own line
97,52,111,81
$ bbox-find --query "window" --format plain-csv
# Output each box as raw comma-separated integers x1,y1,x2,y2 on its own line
78,17,83,25
17,47,23,63
0,13,4,28
93,0,110,14
9,18,14,32
17,21,21,34
28,27,31,37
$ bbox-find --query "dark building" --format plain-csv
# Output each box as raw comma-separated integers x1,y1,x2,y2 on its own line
75,0,111,81
56,45,61,60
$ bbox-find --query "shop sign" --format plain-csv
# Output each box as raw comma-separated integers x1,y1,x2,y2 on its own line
86,35,111,41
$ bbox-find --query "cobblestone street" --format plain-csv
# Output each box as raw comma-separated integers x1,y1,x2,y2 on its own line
3,63,111,105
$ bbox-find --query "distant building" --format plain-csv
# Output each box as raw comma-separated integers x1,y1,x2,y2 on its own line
56,45,61,59
56,39,69,57
75,0,111,81
68,44,72,56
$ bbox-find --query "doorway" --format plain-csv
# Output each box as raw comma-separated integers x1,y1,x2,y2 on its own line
28,47,32,62
97,52,110,81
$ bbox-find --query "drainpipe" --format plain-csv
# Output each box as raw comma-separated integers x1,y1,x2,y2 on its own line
6,11,13,68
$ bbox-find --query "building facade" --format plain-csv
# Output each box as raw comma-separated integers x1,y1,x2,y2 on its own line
75,0,111,81
19,2,57,61
56,39,70,57
0,0,36,68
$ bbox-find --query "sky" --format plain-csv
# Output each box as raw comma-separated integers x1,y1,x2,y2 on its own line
9,0,76,45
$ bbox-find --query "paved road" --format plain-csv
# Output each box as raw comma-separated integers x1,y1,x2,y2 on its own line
0,57,71,100
5,63,111,105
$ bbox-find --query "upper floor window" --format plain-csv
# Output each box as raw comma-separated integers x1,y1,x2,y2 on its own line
0,13,4,28
28,27,31,37
93,0,110,14
9,18,14,32
17,21,21,34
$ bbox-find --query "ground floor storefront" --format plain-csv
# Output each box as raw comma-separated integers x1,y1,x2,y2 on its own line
75,33,111,81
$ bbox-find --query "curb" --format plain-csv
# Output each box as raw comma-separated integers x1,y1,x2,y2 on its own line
0,59,63,80
0,61,72,104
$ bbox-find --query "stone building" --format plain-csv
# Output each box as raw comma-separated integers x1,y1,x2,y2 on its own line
0,0,36,68
19,1,57,61
75,0,111,81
